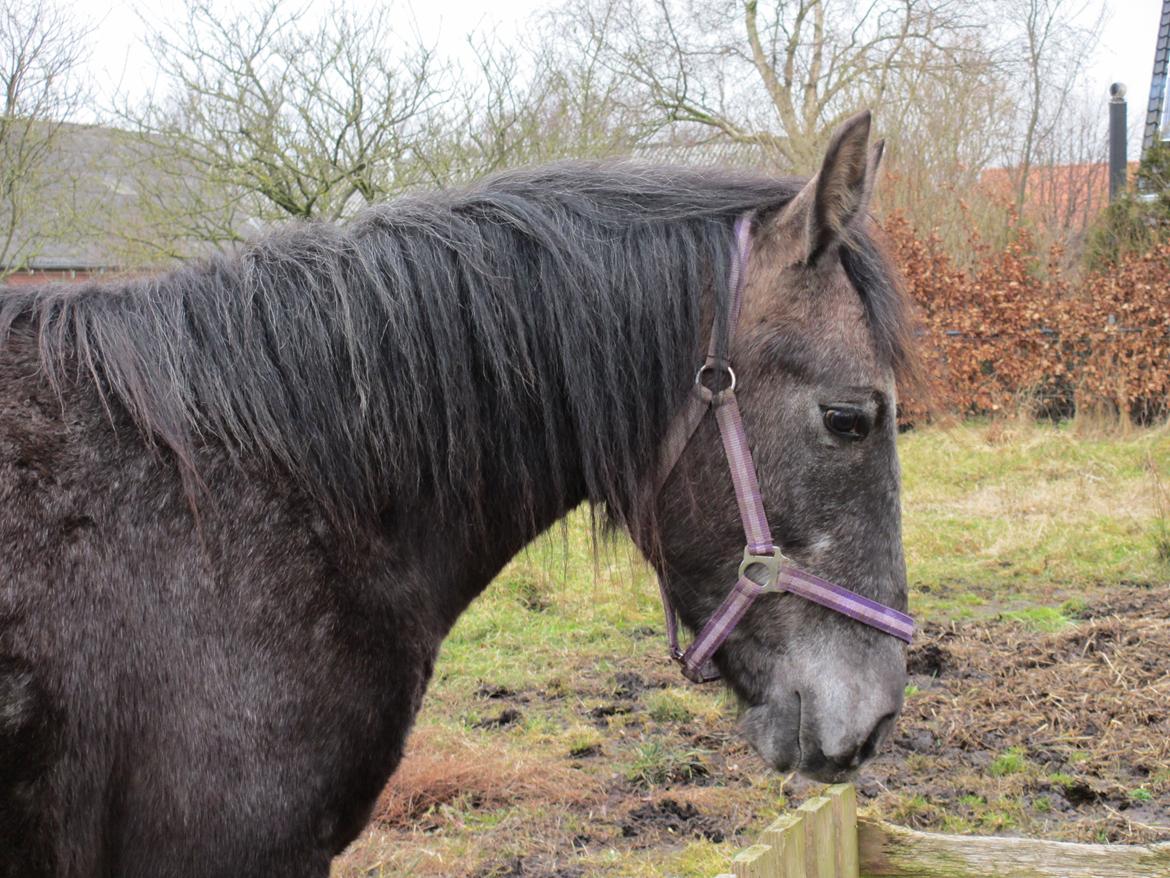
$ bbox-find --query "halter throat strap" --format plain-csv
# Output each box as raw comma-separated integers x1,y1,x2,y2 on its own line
655,213,914,684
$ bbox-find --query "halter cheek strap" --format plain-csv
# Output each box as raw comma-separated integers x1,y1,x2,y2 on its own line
655,214,914,684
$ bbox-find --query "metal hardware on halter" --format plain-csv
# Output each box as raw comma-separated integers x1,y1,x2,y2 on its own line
652,211,915,685
694,362,736,403
739,546,784,590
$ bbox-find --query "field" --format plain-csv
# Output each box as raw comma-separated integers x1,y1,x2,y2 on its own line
333,421,1170,878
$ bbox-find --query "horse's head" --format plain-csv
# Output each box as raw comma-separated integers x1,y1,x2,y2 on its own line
656,111,912,782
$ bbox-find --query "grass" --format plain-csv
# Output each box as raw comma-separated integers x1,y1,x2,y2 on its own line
646,689,696,724
625,741,711,788
901,420,1170,617
1150,452,1170,564
997,606,1073,632
333,420,1170,877
988,747,1028,777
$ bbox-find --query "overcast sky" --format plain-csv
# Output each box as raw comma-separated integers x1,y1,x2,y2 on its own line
82,0,1165,152
85,0,547,107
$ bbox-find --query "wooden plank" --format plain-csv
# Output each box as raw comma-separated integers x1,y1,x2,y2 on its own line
732,843,774,878
761,813,806,877
858,815,1170,878
826,784,859,878
758,832,782,876
797,796,835,878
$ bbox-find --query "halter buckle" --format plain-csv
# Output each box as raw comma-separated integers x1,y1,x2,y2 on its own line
739,546,787,591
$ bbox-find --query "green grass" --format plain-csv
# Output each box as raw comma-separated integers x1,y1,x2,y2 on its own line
997,606,1072,632
624,741,711,788
646,689,696,723
564,725,603,757
988,747,1028,777
901,421,1170,617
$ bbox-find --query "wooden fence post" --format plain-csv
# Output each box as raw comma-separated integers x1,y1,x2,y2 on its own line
826,784,859,878
796,796,835,878
731,843,774,878
857,815,1170,877
761,813,805,877
713,784,1170,878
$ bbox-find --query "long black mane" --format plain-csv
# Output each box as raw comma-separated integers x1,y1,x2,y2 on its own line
0,163,912,534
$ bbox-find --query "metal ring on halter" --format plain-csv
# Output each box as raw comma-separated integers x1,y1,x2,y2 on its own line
738,546,787,591
694,363,736,404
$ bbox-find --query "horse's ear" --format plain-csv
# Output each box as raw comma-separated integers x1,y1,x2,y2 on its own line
862,138,885,209
772,110,875,263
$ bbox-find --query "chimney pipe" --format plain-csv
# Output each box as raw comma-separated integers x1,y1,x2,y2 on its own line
1110,83,1127,202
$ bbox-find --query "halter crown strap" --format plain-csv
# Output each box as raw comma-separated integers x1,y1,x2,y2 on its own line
656,213,914,684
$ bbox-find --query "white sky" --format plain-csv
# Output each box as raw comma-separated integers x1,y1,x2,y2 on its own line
82,0,1166,156
1095,0,1164,141
83,0,548,107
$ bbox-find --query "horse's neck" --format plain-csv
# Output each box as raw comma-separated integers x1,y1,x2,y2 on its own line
406,468,590,636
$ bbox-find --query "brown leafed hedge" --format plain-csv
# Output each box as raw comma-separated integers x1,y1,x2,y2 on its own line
885,215,1170,423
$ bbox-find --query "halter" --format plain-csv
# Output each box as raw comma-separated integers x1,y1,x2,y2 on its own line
655,213,915,684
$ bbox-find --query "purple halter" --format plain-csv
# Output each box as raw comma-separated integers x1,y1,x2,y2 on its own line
655,213,914,684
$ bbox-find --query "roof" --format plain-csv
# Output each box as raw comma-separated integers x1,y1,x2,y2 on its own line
2,122,224,273
4,124,131,271
977,162,1135,231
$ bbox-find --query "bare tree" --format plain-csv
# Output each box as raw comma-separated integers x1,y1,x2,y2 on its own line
0,0,89,278
102,0,1109,271
553,0,973,173
1019,86,1109,262
998,0,1104,214
422,21,650,184
541,0,1116,265
116,1,448,258
874,32,1017,254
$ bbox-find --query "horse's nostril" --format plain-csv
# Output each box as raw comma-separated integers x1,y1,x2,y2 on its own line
856,712,897,765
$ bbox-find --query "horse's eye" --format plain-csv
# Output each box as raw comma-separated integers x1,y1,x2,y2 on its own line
823,407,869,440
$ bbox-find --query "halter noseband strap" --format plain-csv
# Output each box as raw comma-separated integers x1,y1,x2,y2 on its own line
655,213,914,684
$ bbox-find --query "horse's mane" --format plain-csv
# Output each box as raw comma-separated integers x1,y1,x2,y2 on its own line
0,162,914,534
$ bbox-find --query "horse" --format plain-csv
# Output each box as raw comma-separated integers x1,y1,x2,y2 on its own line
0,110,916,876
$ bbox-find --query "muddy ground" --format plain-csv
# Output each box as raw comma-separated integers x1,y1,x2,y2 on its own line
338,585,1170,876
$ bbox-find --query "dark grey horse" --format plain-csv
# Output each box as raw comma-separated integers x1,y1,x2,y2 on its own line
0,112,915,876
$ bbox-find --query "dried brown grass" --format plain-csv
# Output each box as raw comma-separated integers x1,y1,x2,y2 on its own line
932,611,1170,772
894,589,1170,842
372,727,604,828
